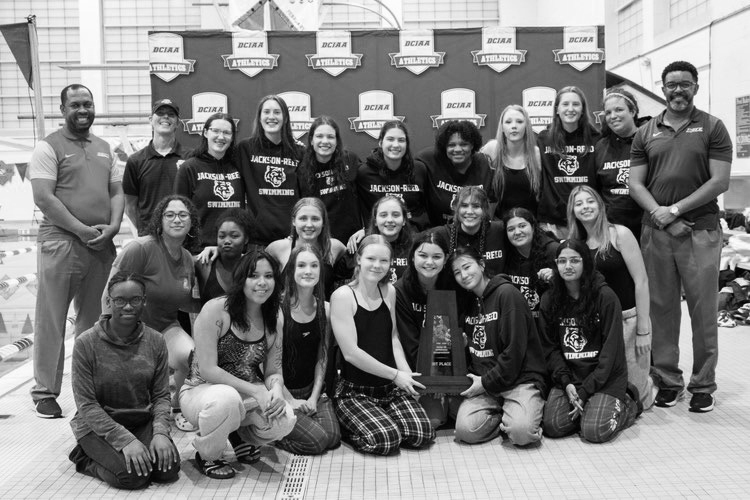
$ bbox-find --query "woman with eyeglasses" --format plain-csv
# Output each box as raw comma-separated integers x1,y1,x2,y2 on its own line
238,95,305,246
69,271,180,489
537,86,600,239
539,239,640,443
175,113,245,250
594,88,648,241
567,185,654,409
104,194,202,431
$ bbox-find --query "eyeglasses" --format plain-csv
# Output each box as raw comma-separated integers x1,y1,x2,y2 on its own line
555,257,583,265
663,81,695,91
109,296,145,308
207,127,232,137
163,211,190,221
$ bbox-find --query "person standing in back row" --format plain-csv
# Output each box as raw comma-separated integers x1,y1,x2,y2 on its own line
629,60,733,413
28,84,124,418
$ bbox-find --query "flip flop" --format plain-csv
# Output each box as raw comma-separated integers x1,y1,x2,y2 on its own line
195,452,235,479
172,409,197,432
233,441,261,464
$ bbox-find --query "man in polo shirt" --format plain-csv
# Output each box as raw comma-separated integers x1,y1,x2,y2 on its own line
629,60,733,413
123,98,188,236
28,84,124,418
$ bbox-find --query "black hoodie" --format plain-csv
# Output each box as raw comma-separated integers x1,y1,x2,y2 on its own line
538,273,628,403
464,275,547,397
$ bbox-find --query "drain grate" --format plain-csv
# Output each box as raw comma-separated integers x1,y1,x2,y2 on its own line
276,454,311,500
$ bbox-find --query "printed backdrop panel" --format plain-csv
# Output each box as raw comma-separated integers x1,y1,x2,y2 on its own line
150,27,605,156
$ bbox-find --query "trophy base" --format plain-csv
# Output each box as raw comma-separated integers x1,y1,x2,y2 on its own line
415,375,472,394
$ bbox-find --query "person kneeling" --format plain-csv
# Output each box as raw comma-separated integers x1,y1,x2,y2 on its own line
450,247,547,446
539,240,641,444
68,272,180,489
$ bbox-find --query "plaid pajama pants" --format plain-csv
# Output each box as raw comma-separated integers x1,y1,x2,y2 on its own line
543,387,638,443
276,386,341,455
334,379,435,455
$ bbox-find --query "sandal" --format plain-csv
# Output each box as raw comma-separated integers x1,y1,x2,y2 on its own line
229,430,260,463
195,452,235,479
172,409,197,432
718,310,737,328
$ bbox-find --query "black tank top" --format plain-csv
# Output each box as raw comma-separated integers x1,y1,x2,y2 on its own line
342,285,396,387
592,246,635,310
200,260,226,304
283,312,321,390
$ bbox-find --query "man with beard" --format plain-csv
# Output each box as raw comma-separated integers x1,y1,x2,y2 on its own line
28,84,124,418
629,61,733,413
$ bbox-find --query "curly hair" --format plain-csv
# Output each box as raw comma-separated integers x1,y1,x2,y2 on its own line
299,116,352,199
600,88,640,138
289,197,334,266
225,251,282,333
400,230,453,300
214,207,255,252
145,194,201,253
435,120,483,163
281,244,328,382
248,95,300,158
366,195,414,260
546,86,599,159
448,186,490,256
490,105,541,200
193,112,237,162
547,239,600,332
661,60,698,83
503,207,552,291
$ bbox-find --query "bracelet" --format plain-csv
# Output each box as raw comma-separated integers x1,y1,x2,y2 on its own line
391,369,400,381
636,331,651,336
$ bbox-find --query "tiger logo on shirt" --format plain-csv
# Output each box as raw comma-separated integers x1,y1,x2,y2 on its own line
213,180,235,201
558,155,579,175
472,324,487,350
616,167,629,186
264,165,286,188
563,327,587,352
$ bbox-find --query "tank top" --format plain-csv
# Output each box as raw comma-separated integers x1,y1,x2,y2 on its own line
342,286,396,387
495,166,538,218
200,260,227,304
185,327,267,386
592,246,635,310
283,312,321,390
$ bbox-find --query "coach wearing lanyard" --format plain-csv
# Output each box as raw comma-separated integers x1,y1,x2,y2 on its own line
629,60,733,413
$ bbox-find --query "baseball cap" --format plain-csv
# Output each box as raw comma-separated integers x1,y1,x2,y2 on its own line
152,98,180,116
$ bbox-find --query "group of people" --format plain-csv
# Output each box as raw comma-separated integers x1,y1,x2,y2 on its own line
26,59,732,490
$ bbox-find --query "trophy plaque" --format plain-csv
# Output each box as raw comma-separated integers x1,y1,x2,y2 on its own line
415,290,470,394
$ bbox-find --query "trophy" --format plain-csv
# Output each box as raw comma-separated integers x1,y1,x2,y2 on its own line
415,290,471,393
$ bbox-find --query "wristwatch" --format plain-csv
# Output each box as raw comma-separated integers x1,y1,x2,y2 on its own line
669,205,680,216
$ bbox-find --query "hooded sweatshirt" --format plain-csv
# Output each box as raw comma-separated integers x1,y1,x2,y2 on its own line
464,275,547,397
538,273,627,402
70,318,171,450
174,150,245,249
504,233,559,318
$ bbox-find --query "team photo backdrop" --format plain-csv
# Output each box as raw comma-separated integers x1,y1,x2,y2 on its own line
149,26,605,154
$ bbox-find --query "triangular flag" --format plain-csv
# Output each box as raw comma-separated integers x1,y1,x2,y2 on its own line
25,280,38,297
0,312,7,334
16,162,28,181
21,314,33,334
0,22,32,89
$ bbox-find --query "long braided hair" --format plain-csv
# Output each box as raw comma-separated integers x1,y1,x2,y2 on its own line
448,186,490,257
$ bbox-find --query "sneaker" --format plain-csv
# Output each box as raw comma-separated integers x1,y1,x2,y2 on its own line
654,388,683,408
718,310,737,328
689,393,715,413
35,398,63,418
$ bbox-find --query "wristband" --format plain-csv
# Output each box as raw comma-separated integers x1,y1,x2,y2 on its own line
636,331,651,336
391,369,399,381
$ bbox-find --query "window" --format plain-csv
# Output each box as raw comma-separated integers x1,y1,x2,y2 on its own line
403,0,499,29
617,0,643,53
669,0,708,27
